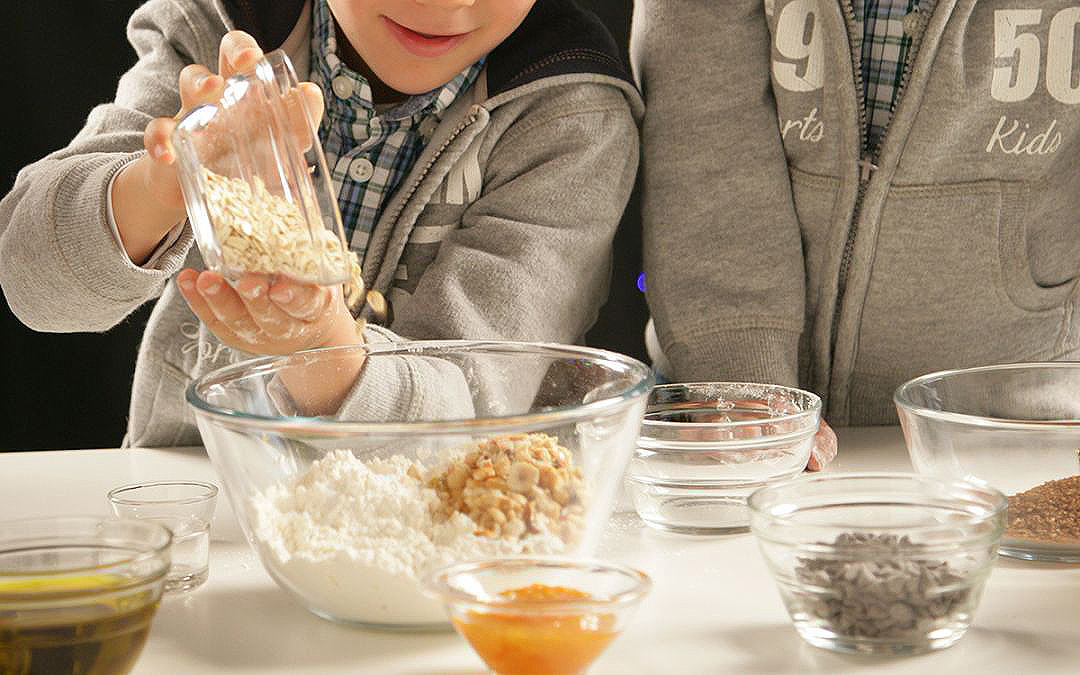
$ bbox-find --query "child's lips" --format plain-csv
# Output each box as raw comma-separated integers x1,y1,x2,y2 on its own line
383,17,470,57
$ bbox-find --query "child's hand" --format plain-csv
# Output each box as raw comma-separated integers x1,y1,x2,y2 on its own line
176,269,367,415
805,420,838,471
112,31,322,265
175,270,359,356
177,269,365,415
664,400,837,471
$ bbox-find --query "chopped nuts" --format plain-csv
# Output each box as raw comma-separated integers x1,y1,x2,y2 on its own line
508,461,539,492
428,433,586,546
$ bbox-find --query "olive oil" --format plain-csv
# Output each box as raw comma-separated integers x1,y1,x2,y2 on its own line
0,577,160,675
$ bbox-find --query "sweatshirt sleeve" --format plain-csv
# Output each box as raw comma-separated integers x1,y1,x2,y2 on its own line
0,0,224,332
633,0,806,387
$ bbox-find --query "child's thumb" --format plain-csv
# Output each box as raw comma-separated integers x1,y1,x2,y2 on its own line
298,82,325,128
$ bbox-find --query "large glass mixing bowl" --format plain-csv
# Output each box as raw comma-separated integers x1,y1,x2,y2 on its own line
187,340,653,629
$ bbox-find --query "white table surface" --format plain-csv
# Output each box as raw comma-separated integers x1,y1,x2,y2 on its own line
2,426,1078,674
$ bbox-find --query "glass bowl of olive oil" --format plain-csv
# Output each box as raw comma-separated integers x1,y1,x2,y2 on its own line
0,516,171,675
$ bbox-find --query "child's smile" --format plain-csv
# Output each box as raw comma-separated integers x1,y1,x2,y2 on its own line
381,16,471,58
328,0,536,96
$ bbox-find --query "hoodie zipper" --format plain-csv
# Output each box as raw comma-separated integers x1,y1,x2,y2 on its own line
832,0,870,347
831,0,933,334
383,104,482,229
366,104,482,290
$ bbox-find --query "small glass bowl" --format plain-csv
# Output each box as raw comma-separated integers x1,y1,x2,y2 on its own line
895,362,1080,562
423,557,651,675
0,516,172,675
172,50,351,285
107,481,219,593
748,473,1006,655
627,382,821,534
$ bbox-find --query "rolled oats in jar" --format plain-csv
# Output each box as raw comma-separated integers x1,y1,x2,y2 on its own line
172,50,355,288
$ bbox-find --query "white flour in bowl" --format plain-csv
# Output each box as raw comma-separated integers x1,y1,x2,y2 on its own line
250,449,563,626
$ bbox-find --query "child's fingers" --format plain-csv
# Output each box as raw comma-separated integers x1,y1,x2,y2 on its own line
805,422,838,471
298,82,325,127
176,271,250,349
176,270,212,320
143,117,179,165
218,31,263,77
193,271,261,344
177,63,222,116
142,65,222,185
234,274,297,337
268,280,333,321
141,119,186,210
276,82,326,154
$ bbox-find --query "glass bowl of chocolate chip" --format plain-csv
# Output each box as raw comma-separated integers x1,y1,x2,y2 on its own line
186,340,653,630
895,362,1080,563
748,473,1006,655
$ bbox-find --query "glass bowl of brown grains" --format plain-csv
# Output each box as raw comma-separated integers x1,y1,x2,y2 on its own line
895,362,1080,563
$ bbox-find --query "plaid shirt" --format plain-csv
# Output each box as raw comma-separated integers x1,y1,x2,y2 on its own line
309,0,483,254
854,0,921,156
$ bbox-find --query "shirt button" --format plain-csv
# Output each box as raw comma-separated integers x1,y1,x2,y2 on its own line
902,10,920,35
348,157,374,183
332,75,354,100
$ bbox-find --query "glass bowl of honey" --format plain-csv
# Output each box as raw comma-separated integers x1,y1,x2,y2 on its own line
0,516,172,675
423,557,650,675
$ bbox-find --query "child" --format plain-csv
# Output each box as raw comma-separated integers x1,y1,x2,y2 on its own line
632,0,1080,447
0,0,642,446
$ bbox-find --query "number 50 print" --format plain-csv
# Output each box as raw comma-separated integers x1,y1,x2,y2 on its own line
993,8,1080,103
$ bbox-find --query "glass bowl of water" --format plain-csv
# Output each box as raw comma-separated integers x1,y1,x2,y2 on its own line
107,481,218,593
626,382,821,534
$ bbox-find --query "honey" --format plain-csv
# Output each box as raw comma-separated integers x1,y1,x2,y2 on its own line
453,584,619,675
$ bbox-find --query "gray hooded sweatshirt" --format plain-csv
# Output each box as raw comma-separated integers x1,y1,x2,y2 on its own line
0,0,643,446
633,0,1080,425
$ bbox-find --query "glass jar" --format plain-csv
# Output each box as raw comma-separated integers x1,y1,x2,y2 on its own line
172,50,351,286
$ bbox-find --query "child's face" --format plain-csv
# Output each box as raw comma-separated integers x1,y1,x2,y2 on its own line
327,0,537,95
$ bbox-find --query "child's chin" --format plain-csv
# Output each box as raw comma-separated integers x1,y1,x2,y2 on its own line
376,67,462,96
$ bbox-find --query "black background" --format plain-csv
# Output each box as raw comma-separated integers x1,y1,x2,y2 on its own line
1,1,645,451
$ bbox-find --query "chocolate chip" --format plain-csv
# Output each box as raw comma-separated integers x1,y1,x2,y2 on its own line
790,533,973,640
